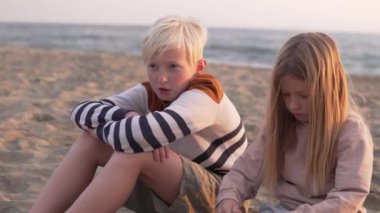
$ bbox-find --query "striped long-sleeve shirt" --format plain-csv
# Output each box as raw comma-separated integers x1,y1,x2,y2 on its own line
70,74,248,174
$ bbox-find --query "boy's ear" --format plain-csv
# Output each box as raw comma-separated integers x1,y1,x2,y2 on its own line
196,59,207,74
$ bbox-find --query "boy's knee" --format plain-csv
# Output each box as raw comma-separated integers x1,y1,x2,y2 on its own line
108,151,158,174
104,152,141,176
75,131,100,149
73,131,113,165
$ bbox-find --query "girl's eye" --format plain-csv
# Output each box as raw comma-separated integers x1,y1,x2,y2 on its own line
300,94,309,99
282,93,290,98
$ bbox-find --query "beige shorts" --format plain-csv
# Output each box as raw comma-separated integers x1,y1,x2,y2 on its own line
124,156,251,213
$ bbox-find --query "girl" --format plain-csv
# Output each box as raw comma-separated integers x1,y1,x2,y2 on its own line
216,32,373,212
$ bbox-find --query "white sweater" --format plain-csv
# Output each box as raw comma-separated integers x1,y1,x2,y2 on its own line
70,74,248,174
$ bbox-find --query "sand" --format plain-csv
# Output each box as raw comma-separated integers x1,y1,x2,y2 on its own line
0,46,379,212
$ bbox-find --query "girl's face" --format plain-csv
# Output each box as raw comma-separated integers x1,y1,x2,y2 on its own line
280,75,309,123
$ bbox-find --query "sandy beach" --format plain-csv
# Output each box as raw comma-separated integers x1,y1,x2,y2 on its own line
0,46,379,212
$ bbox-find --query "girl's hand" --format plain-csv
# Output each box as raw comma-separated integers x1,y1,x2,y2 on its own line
152,145,170,162
216,199,242,213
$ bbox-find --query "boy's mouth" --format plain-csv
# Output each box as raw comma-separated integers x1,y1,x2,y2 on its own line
159,88,170,92
158,88,171,95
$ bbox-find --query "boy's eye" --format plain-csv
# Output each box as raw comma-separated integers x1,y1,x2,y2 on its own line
148,64,158,71
169,64,180,70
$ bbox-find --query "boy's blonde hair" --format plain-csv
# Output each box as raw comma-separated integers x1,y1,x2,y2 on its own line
141,15,207,66
264,32,354,194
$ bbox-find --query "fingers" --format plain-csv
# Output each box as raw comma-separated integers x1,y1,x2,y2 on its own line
153,149,160,162
152,146,170,162
159,146,166,162
216,199,241,213
164,145,170,159
232,205,242,213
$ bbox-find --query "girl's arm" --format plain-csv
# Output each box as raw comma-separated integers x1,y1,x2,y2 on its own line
216,198,242,213
216,132,265,206
293,116,373,212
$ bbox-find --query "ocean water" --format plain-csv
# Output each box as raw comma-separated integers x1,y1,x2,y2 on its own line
1,22,379,75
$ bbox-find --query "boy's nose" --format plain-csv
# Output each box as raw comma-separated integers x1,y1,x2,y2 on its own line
158,74,168,84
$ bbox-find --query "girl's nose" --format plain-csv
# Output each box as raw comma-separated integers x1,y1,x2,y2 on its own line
289,99,301,110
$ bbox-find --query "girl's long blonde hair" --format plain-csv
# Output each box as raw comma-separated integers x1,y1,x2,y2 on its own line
264,32,351,194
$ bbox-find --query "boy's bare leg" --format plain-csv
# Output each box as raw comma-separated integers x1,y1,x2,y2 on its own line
67,150,184,213
30,131,114,213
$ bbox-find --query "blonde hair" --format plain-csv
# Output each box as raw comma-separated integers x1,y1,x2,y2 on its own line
264,32,353,194
141,15,207,66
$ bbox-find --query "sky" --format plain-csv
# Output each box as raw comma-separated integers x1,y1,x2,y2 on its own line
0,0,379,34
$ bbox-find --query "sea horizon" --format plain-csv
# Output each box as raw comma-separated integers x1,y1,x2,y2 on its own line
1,22,380,75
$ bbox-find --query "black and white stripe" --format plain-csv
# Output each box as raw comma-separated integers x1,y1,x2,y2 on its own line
206,132,247,170
187,119,247,171
71,81,248,172
96,109,193,152
192,120,244,164
70,99,127,130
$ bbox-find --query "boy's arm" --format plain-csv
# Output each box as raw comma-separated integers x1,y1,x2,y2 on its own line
70,99,128,130
95,89,220,153
70,84,146,130
124,111,171,162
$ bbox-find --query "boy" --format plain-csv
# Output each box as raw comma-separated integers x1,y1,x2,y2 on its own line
31,15,248,212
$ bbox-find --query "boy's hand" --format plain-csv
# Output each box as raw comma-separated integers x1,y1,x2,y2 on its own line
124,110,170,162
125,111,140,118
152,145,170,162
216,199,242,213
